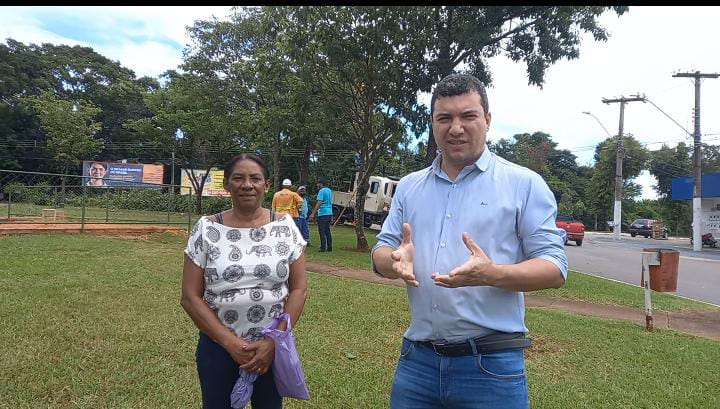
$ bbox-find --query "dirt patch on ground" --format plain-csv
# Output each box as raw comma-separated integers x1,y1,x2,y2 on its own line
525,335,567,360
341,246,372,253
667,310,720,341
0,222,186,237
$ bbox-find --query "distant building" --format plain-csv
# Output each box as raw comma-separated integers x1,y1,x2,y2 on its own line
672,172,720,234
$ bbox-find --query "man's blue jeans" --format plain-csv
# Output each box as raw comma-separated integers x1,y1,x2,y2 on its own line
317,215,332,251
390,338,529,409
294,217,310,243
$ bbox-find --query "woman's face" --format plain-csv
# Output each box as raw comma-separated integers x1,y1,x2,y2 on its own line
224,159,270,210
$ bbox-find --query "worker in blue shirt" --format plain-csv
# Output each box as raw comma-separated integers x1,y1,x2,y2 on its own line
309,178,333,252
372,74,568,409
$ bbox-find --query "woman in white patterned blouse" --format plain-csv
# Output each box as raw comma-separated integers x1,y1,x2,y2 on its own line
181,153,308,409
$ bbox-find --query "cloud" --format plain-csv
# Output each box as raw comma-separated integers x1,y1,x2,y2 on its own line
0,6,235,78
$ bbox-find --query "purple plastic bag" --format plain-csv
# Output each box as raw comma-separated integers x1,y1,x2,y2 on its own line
230,369,258,408
261,313,310,400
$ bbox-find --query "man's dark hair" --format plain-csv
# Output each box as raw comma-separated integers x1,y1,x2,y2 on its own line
89,161,107,171
430,74,489,118
317,178,327,186
223,153,270,182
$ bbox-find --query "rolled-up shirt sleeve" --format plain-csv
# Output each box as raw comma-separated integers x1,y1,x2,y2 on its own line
371,181,405,276
516,172,569,280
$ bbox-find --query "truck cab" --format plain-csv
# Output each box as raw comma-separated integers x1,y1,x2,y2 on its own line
333,174,399,228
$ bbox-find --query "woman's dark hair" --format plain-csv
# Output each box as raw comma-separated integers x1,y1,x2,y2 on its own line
223,153,270,182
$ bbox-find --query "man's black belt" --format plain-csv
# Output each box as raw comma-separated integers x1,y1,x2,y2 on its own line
415,332,531,357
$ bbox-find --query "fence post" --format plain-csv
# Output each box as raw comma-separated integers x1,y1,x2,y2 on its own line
167,184,172,226
187,187,192,233
7,191,10,220
81,185,87,233
105,187,110,223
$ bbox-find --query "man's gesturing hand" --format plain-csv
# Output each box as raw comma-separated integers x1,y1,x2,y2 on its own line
391,223,418,287
431,232,496,288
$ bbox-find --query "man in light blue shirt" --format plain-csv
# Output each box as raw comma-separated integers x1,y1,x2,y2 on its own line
372,74,567,409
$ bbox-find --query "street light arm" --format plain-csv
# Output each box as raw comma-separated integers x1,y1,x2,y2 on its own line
642,97,693,138
582,111,613,138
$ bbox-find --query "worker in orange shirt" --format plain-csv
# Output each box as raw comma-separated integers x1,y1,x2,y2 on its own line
272,179,303,220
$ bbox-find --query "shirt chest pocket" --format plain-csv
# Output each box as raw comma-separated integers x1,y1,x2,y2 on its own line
456,200,518,248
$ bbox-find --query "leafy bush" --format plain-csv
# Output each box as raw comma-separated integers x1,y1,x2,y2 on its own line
3,182,55,206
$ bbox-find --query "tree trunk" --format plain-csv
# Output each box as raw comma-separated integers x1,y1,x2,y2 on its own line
299,144,311,185
186,168,208,215
594,213,598,231
424,126,437,166
353,145,384,251
272,131,281,191
354,174,370,252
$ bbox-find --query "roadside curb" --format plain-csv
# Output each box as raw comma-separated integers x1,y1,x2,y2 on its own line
306,261,720,342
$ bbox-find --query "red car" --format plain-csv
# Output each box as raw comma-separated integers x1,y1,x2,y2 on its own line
556,215,585,246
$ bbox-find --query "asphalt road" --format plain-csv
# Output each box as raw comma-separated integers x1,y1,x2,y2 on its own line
566,232,720,306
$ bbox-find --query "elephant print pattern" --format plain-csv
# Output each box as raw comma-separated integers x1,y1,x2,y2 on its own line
184,213,306,340
270,225,291,237
246,245,272,257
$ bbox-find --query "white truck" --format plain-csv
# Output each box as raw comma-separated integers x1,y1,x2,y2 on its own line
332,174,399,228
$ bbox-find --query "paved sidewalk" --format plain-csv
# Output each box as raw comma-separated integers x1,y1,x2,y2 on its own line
306,261,720,342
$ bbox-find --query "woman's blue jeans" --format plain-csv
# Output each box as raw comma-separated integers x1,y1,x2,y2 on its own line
390,338,529,409
196,332,282,409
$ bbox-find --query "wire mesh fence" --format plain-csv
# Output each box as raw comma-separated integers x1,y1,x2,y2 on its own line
0,169,208,230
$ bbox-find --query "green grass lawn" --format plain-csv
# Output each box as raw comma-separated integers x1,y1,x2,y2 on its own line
1,233,718,408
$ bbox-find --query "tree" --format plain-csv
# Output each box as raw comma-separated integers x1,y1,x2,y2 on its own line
0,39,159,171
649,142,692,199
393,6,629,165
19,91,103,205
184,8,341,191
126,72,239,213
272,7,422,250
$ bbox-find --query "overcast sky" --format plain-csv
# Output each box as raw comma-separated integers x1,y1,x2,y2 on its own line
3,6,720,199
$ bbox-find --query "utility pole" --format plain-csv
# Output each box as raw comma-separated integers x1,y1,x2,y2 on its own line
602,95,646,240
673,71,719,251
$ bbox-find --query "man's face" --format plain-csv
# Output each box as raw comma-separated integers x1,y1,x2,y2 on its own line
431,91,491,170
89,163,107,179
298,189,306,197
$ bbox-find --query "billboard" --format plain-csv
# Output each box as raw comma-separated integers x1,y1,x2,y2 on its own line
82,161,164,188
180,169,230,197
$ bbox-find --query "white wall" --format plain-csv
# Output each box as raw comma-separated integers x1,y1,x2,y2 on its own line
701,198,720,235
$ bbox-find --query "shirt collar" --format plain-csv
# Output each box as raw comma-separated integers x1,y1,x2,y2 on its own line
431,144,494,178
